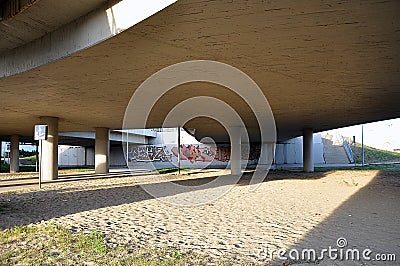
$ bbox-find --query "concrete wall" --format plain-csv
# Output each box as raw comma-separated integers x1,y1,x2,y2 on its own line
274,134,325,165
58,132,326,168
86,147,94,167
59,145,126,167
58,145,85,166
110,146,126,166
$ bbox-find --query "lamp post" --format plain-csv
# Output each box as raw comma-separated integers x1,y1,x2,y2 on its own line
361,125,365,166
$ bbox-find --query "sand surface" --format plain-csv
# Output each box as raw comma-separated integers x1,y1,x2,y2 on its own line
0,169,399,265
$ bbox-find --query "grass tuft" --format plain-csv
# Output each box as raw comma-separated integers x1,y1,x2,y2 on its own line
0,224,226,265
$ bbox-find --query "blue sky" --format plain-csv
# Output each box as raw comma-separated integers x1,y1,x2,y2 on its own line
323,118,400,151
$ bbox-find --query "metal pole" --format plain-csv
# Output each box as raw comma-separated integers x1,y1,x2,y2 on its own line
35,141,39,172
361,125,365,166
177,127,181,175
353,136,356,166
126,130,129,165
39,139,42,189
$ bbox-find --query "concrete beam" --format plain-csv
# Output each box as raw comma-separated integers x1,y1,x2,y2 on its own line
10,135,19,173
0,0,177,77
303,128,314,173
40,116,59,180
95,127,110,174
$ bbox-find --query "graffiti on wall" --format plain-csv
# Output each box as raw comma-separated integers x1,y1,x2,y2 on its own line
129,145,172,162
128,144,261,164
171,145,215,163
211,145,261,162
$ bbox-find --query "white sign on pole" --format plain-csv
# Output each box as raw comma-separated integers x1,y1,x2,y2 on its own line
34,125,48,140
5,143,10,152
34,124,48,189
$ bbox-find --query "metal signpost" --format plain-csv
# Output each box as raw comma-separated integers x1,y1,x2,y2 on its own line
35,142,39,172
353,136,356,166
177,127,181,175
34,125,48,189
361,125,365,166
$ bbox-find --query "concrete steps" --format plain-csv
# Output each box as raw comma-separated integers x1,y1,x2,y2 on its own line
322,133,350,164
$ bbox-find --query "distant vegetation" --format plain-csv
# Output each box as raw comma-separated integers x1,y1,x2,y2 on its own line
0,164,36,173
0,165,95,174
19,149,37,158
23,155,37,163
352,143,400,164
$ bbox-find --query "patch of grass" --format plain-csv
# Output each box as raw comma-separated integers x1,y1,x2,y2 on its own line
0,165,95,174
314,163,400,173
0,224,226,265
0,224,108,264
23,155,37,164
58,168,94,174
0,163,36,173
75,230,107,254
352,143,400,164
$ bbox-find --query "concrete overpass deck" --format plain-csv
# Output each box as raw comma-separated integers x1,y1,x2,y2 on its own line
1,0,399,176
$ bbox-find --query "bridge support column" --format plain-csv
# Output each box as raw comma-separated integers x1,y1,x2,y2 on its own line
10,135,20,173
40,116,59,180
95,127,109,174
258,142,275,169
230,127,242,176
303,128,314,173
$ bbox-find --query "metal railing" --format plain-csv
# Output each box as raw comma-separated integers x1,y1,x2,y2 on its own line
342,137,355,163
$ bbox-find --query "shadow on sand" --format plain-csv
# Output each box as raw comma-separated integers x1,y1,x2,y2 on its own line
273,170,399,266
0,169,332,229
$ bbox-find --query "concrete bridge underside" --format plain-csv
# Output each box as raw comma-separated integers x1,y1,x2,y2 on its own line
1,0,400,144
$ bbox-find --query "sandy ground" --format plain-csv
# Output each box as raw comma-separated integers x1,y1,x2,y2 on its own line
0,169,399,265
